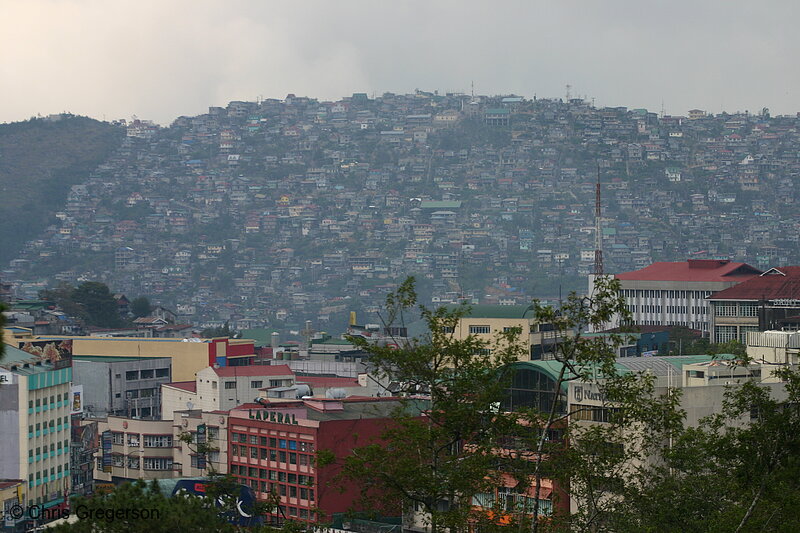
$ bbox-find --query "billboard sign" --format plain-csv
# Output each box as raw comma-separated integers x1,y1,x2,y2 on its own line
18,339,72,369
101,430,113,473
70,385,84,415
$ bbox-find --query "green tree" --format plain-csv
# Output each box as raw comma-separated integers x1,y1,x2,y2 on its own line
130,296,152,318
607,364,800,532
337,277,527,533
71,281,123,328
51,479,235,532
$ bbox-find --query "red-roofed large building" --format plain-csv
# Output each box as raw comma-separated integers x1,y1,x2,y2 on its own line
708,267,800,343
614,260,761,333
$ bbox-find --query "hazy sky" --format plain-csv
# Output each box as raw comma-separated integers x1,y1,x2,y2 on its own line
3,1,799,125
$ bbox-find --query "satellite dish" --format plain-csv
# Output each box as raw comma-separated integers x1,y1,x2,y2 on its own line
186,401,194,410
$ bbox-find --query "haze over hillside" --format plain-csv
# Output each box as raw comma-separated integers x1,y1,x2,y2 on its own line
0,115,123,264
3,93,798,332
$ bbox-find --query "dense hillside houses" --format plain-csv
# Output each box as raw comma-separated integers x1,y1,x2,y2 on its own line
4,93,800,331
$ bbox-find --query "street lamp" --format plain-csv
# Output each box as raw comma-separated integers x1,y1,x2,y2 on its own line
124,449,144,479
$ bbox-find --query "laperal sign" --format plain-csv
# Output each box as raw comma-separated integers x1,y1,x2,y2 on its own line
248,409,299,425
0,371,12,385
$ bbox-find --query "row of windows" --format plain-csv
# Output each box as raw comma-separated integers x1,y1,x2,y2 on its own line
715,303,760,317
28,463,69,485
103,455,173,470
230,465,314,486
28,392,69,409
231,433,314,452
221,379,285,390
112,433,172,447
28,441,68,458
572,405,621,423
125,368,170,381
28,417,70,433
231,482,317,520
232,477,315,505
469,325,491,334
125,388,158,399
631,304,709,316
715,325,761,343
231,445,312,466
622,289,713,299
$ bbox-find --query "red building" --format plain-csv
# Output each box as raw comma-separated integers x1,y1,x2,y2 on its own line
227,397,406,524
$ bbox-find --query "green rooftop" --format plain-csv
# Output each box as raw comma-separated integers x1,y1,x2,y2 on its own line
238,328,279,348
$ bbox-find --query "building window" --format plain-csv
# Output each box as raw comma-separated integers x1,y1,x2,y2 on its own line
127,433,140,447
140,369,154,379
155,368,169,378
269,380,282,387
251,381,263,389
715,303,737,317
143,457,173,471
143,435,172,448
739,304,759,317
125,371,139,381
224,382,237,389
715,326,738,343
469,325,491,334
740,326,760,344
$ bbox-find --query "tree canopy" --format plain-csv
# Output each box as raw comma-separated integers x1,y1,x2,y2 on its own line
130,296,152,318
40,281,123,328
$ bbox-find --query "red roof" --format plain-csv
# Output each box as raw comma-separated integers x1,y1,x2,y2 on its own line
212,364,293,377
709,267,800,300
616,260,761,283
164,381,197,393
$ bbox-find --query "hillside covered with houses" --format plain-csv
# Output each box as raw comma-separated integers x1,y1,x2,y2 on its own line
3,92,800,332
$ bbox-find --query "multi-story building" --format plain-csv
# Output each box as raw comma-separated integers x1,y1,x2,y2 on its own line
615,260,761,333
447,305,561,361
0,345,72,509
161,364,295,418
72,356,172,419
502,353,775,519
92,410,230,484
227,397,413,525
708,267,800,343
27,336,258,381
0,480,25,522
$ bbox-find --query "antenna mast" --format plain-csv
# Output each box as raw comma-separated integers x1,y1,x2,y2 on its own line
594,164,604,277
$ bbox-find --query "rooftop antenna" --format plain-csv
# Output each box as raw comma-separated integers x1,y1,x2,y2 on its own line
471,81,474,100
594,163,604,277
566,84,572,101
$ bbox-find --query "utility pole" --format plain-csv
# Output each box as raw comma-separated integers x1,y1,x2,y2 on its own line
594,164,604,277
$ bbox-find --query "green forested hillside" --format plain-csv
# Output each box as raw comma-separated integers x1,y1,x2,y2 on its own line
0,115,123,264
